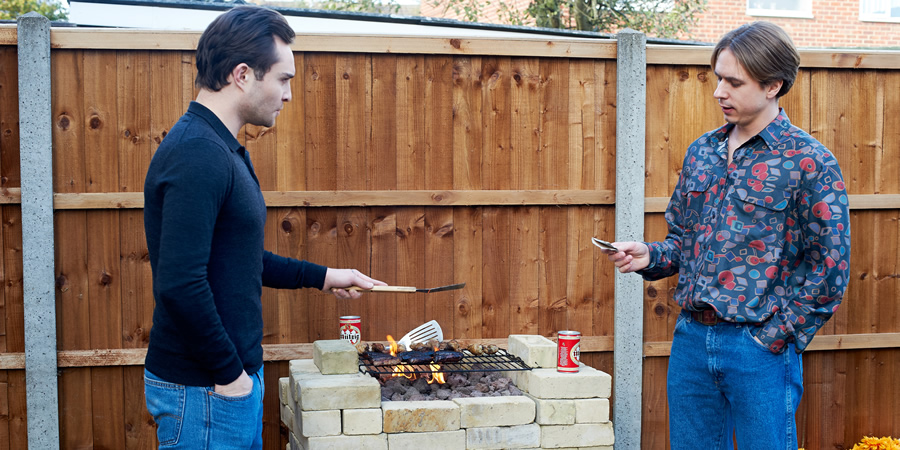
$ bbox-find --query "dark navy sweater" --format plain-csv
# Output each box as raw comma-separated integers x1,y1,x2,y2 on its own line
144,102,327,386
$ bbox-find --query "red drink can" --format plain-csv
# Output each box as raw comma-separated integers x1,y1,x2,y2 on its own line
557,330,581,372
339,316,361,345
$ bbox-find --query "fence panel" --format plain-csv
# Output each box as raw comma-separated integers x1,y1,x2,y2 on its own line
1,29,899,449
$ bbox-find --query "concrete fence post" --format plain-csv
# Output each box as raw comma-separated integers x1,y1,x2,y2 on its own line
614,28,647,450
17,12,61,450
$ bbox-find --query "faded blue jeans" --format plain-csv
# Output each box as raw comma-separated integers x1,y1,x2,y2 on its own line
144,367,264,449
667,310,803,450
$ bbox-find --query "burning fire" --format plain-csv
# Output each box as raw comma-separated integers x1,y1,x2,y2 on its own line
385,335,446,384
427,363,446,384
387,335,398,356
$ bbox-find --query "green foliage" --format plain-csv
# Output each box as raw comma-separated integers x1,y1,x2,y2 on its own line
0,0,68,21
431,0,707,38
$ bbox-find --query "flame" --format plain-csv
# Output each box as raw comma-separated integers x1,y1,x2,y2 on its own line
386,335,398,356
392,364,415,380
426,363,445,385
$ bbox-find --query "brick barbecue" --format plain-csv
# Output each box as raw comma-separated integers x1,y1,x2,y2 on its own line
279,335,615,449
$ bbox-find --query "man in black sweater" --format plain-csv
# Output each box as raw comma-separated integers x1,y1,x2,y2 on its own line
142,6,384,448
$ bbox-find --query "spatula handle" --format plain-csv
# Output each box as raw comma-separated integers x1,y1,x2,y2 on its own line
337,285,417,293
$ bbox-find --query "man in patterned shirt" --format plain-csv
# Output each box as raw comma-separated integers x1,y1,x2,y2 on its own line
605,22,850,449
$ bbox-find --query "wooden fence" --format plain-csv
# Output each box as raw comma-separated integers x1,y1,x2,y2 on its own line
1,25,899,449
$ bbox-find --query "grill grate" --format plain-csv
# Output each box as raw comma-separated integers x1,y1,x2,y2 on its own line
359,348,531,376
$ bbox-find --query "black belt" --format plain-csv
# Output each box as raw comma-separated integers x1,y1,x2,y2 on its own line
690,309,726,326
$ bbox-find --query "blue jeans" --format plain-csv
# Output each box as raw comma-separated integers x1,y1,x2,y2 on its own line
667,310,803,450
144,367,265,449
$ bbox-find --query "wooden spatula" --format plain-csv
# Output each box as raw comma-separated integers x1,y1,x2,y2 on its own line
341,282,466,293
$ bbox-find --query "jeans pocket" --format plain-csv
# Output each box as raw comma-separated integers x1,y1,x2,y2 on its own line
207,382,263,448
673,312,687,334
742,325,772,354
144,371,185,447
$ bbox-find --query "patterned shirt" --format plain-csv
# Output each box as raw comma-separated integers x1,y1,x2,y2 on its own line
639,110,850,354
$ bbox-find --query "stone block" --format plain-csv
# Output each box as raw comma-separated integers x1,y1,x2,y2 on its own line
540,423,614,448
295,409,341,437
300,433,388,450
289,432,301,450
313,339,359,375
290,358,320,375
281,402,295,433
527,395,575,425
387,430,466,450
453,396,535,428
342,408,382,435
508,335,558,368
518,365,611,399
465,423,541,449
289,359,322,401
279,377,291,406
296,373,381,411
382,400,460,433
575,398,610,423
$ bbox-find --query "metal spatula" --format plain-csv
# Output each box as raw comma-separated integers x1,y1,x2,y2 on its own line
397,320,443,349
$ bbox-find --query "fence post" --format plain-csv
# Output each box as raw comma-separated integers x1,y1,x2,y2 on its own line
614,28,646,450
17,12,61,450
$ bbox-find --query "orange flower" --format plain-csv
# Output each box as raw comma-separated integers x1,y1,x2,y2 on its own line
850,436,900,450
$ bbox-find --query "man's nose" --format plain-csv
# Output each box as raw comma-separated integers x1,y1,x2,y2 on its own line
713,80,726,99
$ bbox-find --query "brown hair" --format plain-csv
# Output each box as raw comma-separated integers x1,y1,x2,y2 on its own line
711,21,800,98
195,6,295,92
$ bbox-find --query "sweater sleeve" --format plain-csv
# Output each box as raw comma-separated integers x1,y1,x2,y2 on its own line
261,251,328,290
150,140,245,385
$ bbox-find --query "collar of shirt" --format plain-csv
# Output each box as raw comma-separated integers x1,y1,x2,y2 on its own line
708,108,794,164
186,101,258,185
186,101,245,156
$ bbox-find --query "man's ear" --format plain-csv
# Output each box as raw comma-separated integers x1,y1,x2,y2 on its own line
766,79,783,99
230,63,252,90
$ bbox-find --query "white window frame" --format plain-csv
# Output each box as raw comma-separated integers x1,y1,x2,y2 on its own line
859,0,900,23
746,0,814,19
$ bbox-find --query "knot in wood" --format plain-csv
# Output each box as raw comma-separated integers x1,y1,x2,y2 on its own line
56,274,68,292
697,72,708,82
449,39,462,49
342,72,350,80
58,115,71,130
99,271,112,286
646,285,657,298
343,222,354,236
678,71,689,81
281,219,293,233
89,116,102,129
654,303,666,317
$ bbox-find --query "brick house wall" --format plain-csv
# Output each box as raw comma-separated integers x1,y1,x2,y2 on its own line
690,0,900,47
419,0,900,48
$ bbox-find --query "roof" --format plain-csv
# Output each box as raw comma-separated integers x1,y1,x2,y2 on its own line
66,0,706,44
